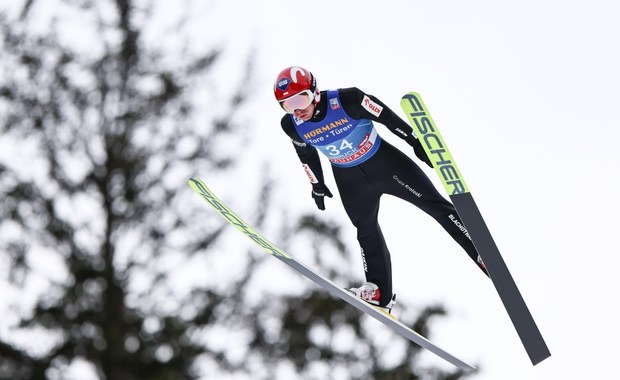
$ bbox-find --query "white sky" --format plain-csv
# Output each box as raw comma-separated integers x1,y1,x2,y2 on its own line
220,0,620,379
3,0,620,378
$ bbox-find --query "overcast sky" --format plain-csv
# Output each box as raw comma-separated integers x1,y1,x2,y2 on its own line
4,0,620,379
233,1,620,379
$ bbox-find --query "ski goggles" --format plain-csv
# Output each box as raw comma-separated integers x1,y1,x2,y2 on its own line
278,90,314,113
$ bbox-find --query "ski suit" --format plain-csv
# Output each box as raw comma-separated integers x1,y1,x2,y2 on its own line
280,87,487,307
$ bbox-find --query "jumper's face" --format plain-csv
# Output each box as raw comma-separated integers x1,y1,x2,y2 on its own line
279,87,316,121
293,102,315,121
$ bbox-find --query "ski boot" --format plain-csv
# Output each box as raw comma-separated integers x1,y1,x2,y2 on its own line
348,281,396,314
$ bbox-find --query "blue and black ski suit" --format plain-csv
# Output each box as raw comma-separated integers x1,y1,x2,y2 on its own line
280,87,487,307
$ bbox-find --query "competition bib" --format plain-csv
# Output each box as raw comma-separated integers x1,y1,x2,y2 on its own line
292,91,381,167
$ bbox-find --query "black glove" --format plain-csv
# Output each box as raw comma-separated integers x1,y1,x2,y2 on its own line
311,183,333,210
413,141,433,168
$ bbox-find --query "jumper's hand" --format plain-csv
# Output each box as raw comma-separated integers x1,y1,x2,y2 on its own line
311,184,333,210
413,142,433,168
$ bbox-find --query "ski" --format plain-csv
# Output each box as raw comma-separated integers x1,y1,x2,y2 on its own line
400,92,551,365
188,177,476,372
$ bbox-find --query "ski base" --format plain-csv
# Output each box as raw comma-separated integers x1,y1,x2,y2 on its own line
188,177,476,372
400,92,551,365
451,192,551,365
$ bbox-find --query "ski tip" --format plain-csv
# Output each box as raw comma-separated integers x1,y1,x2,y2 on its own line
188,177,206,190
401,91,420,97
530,350,552,366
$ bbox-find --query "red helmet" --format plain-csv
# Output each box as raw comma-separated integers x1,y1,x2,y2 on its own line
274,66,320,113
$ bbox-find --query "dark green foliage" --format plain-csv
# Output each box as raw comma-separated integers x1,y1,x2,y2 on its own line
0,1,474,379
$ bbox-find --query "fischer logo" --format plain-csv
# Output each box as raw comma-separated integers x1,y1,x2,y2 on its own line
449,214,471,240
402,93,467,195
362,95,383,117
190,179,289,258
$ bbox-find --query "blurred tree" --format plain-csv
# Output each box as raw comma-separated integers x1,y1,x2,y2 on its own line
0,1,474,379
0,0,248,378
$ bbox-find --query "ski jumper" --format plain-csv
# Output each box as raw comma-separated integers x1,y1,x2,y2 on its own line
280,88,486,307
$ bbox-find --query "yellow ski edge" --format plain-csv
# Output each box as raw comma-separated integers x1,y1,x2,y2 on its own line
187,178,291,259
400,92,470,195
